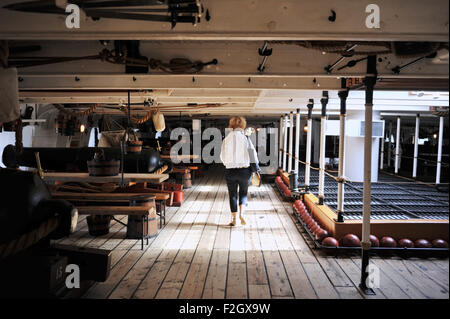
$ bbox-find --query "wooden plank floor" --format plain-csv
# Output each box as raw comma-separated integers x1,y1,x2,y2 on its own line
57,169,449,299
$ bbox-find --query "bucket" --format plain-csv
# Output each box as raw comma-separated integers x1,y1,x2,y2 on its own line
172,190,183,203
182,172,192,189
126,197,158,239
87,159,120,176
126,140,143,154
87,215,111,236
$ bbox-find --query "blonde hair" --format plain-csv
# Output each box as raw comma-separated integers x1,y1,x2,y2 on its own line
228,116,246,130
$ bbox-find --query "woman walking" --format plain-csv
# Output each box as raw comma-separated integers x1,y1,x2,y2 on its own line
220,116,260,226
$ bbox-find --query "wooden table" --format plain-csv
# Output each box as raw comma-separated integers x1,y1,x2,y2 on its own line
52,192,158,250
52,191,169,229
43,172,169,184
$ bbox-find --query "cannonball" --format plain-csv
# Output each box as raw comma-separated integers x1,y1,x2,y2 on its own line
341,234,361,247
303,214,312,224
311,224,321,235
432,239,449,248
307,220,317,229
369,235,380,247
322,237,339,247
380,236,397,248
398,238,414,248
299,209,306,218
415,239,432,248
316,229,329,242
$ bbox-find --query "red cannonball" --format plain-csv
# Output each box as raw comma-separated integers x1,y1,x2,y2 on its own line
322,237,339,247
432,239,449,248
299,210,306,219
398,238,415,248
302,215,310,223
311,224,321,235
380,236,397,248
369,235,380,247
415,239,432,248
307,220,316,229
316,229,329,242
341,234,361,247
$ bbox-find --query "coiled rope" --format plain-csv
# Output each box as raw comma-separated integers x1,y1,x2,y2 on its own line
0,216,59,260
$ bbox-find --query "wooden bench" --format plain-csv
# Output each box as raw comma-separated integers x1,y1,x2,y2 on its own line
51,192,157,250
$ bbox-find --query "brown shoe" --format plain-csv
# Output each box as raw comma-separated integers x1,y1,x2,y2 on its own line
239,216,246,226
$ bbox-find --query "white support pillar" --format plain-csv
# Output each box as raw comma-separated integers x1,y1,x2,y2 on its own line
360,56,377,296
362,103,373,250
279,116,283,168
337,90,348,222
282,114,288,172
436,116,444,184
305,100,314,190
318,91,328,204
413,114,420,178
380,129,384,170
295,109,300,174
394,116,401,174
288,111,294,172
387,121,392,168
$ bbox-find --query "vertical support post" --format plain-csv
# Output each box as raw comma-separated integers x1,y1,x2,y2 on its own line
318,91,328,205
360,55,377,296
288,111,294,173
380,126,384,170
279,115,283,168
413,114,420,178
295,108,301,175
436,116,444,184
336,90,348,222
387,121,392,168
282,114,288,172
395,116,401,174
305,100,314,191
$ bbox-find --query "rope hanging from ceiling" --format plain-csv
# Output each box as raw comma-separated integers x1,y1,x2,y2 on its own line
54,103,99,117
119,105,154,125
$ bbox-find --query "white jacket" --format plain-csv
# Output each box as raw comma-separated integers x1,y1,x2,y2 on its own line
220,129,259,169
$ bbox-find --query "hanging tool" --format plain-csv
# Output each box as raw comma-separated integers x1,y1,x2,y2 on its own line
257,41,273,73
391,52,437,74
324,44,358,74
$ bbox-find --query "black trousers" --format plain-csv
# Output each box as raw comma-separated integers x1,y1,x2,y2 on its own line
225,167,252,213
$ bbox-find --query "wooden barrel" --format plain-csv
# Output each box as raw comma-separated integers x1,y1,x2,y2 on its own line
126,141,143,154
86,215,111,236
87,159,120,176
182,171,192,189
126,197,158,239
